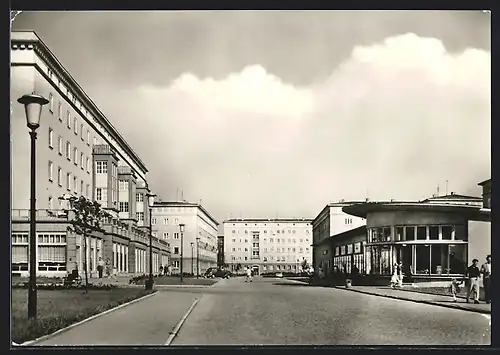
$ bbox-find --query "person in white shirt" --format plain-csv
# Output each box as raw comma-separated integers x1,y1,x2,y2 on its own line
481,254,492,304
245,267,253,282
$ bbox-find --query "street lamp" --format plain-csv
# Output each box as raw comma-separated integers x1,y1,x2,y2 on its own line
145,193,156,290
190,242,194,276
196,236,200,278
18,93,49,320
179,223,185,283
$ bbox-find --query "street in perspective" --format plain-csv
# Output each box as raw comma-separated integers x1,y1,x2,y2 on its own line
10,10,491,347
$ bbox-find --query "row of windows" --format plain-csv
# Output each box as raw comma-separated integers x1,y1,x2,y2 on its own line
231,229,310,235
48,161,90,196
368,225,459,243
230,255,302,262
230,238,310,244
231,247,310,253
230,222,310,227
334,242,363,256
151,218,179,225
48,131,92,173
48,94,92,147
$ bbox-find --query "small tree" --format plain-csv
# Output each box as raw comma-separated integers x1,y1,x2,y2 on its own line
61,195,107,293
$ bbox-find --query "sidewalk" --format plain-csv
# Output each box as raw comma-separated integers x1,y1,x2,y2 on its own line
335,286,491,314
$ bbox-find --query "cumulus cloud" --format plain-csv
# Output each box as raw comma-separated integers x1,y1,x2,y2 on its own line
99,33,490,221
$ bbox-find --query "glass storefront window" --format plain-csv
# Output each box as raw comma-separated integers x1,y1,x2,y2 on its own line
430,244,447,274
369,245,391,275
395,227,404,241
415,244,430,274
382,227,391,241
455,225,467,241
416,226,427,240
429,226,439,240
449,244,467,274
442,225,453,240
406,226,415,241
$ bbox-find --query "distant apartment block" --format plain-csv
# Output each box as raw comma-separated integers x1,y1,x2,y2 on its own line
223,218,313,275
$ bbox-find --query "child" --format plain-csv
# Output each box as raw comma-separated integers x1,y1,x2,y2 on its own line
450,278,464,302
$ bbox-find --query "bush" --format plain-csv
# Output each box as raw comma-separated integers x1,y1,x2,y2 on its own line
12,282,117,290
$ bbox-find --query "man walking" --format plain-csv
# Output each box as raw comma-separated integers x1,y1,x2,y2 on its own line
97,257,104,279
466,259,481,304
245,267,253,282
481,254,492,304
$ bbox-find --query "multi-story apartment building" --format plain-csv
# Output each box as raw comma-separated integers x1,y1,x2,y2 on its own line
11,31,170,277
151,201,219,275
223,218,313,275
312,201,366,276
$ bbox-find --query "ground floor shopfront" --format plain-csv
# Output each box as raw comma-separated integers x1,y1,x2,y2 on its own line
11,217,171,278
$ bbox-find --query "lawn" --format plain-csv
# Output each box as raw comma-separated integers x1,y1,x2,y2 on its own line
12,288,155,344
133,276,219,286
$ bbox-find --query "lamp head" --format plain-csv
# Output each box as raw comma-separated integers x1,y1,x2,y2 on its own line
17,94,49,130
179,223,185,233
146,193,156,208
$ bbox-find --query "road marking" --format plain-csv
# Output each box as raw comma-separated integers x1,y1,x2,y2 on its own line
164,298,200,346
21,291,159,346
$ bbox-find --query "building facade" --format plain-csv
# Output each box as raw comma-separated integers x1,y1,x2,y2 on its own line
312,202,366,276
478,179,491,209
151,201,219,275
11,31,170,277
223,218,313,275
341,191,491,281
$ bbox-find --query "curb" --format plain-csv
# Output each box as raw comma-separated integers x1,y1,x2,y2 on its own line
333,287,491,315
164,298,200,346
21,290,159,346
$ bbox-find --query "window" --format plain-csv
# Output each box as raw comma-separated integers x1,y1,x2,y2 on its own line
174,218,178,224
37,233,67,271
174,247,179,254
96,161,108,174
87,129,90,145
48,93,54,112
57,167,62,186
86,184,90,198
415,244,431,274
58,136,63,155
137,212,144,222
96,188,102,201
74,117,78,134
67,111,71,128
163,232,168,239
151,218,156,225
119,202,129,212
48,161,53,181
80,124,84,140
417,226,427,240
73,176,77,192
66,173,71,190
48,128,53,148
66,141,71,160
442,226,453,240
429,226,439,240
347,244,353,254
73,147,78,165
93,136,97,146
163,218,169,225
119,180,129,191
172,260,180,268
80,180,84,195
86,157,90,173
136,193,143,202
354,242,361,253
80,153,84,169
58,102,63,120
48,196,53,210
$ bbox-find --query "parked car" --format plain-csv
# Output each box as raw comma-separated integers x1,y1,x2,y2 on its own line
204,267,217,278
214,269,232,279
275,272,284,278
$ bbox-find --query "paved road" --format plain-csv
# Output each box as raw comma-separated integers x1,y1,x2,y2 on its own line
172,277,491,346
34,277,490,346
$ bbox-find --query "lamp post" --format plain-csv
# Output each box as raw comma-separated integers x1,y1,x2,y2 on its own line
190,242,194,276
179,224,185,283
145,193,156,290
196,237,200,278
18,93,49,320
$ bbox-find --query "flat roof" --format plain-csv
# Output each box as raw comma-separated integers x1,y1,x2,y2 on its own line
343,202,486,220
478,178,491,186
224,218,313,223
153,201,219,226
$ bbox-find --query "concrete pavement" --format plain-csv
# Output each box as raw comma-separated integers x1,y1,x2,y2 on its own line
172,277,490,346
30,276,490,346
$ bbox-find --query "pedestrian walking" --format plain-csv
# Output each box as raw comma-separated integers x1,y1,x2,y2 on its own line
449,278,464,302
390,264,400,288
97,257,104,279
105,258,111,278
159,264,164,276
245,267,253,282
480,254,492,304
397,262,404,287
466,259,481,304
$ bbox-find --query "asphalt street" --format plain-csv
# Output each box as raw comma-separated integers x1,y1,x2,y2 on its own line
33,277,490,346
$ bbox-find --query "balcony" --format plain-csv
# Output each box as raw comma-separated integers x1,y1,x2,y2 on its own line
118,166,133,175
12,209,68,221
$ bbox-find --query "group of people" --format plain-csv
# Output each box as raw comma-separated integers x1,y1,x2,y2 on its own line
450,254,491,304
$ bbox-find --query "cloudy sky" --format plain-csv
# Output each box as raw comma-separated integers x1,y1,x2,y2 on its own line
12,11,491,224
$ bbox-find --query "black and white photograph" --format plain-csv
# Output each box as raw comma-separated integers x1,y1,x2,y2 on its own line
10,10,491,346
